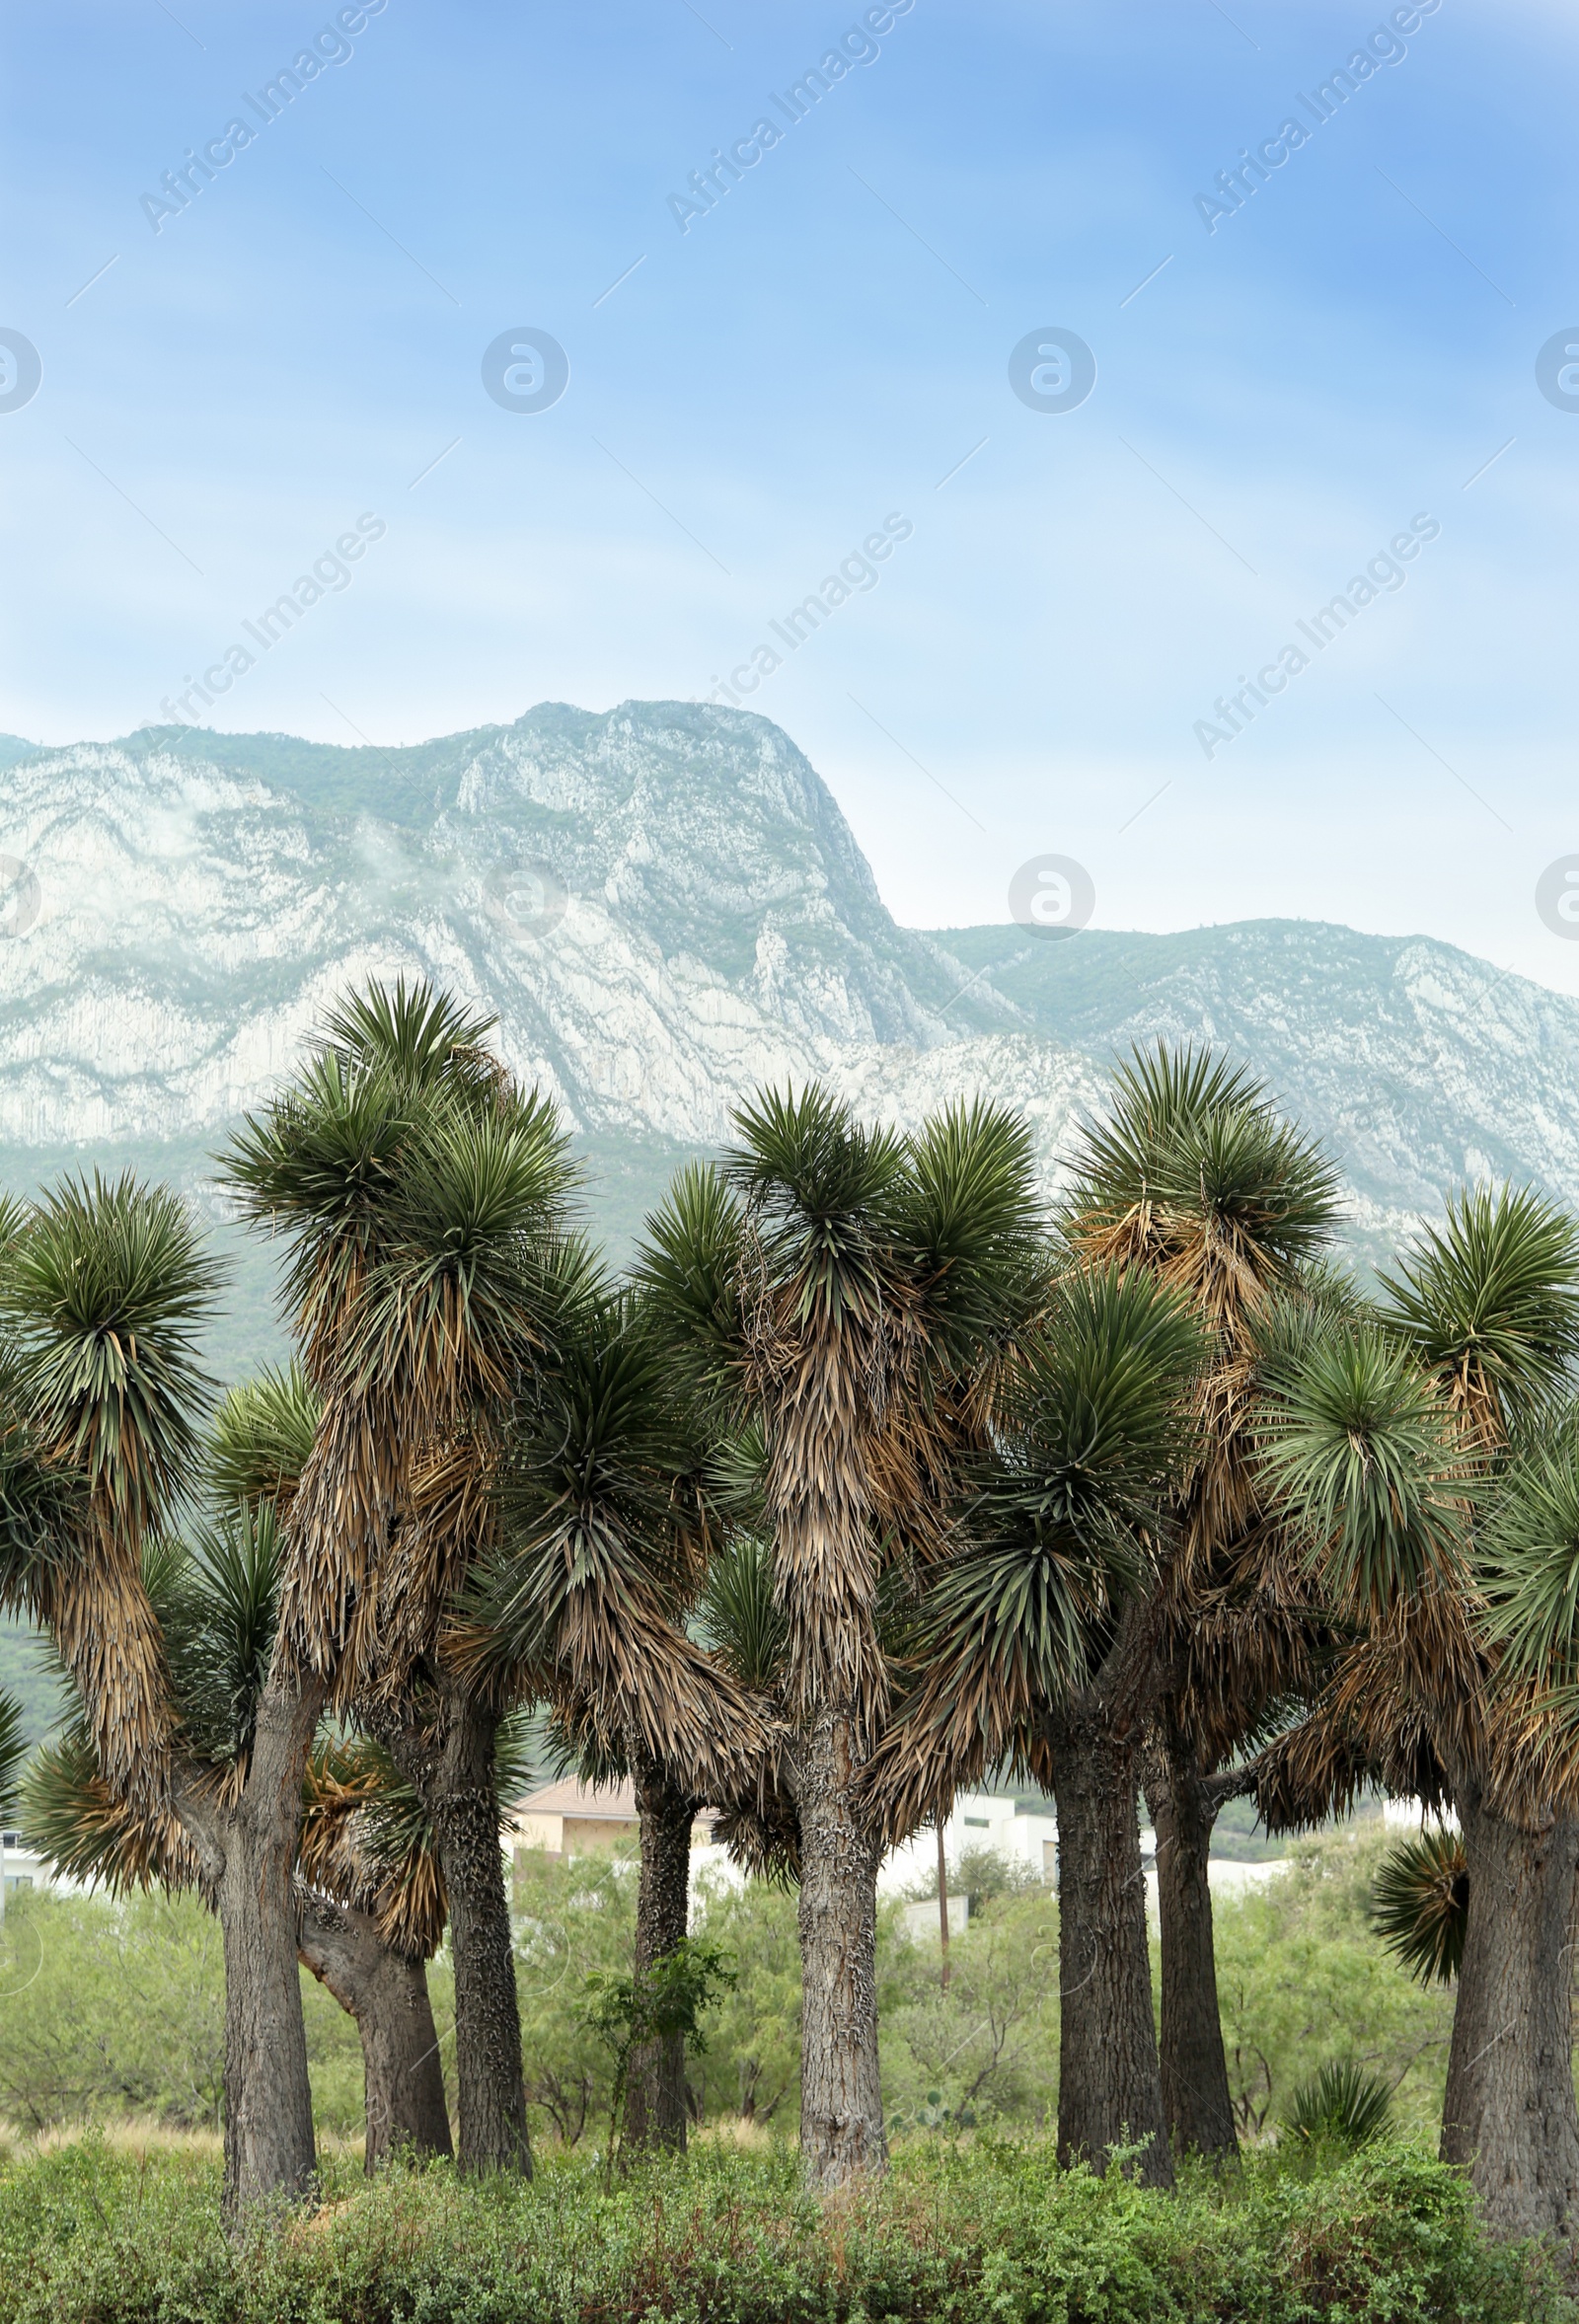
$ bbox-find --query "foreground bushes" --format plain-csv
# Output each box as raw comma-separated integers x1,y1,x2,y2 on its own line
0,2131,1569,2324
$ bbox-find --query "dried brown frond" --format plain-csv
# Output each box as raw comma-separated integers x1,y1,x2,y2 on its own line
709,1769,803,1883
273,1387,405,1682
24,1730,196,1895
300,1739,447,1959
738,1233,899,1731
340,1421,503,1703
33,1538,176,1823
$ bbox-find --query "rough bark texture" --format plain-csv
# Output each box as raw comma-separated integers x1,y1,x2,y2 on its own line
626,1754,695,2154
1049,1717,1173,2188
297,1892,453,2168
1441,1777,1579,2239
797,1706,887,2189
1142,1727,1238,2161
198,1671,327,2221
385,1687,532,2176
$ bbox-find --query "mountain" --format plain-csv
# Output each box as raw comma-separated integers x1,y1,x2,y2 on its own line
2,700,1576,1369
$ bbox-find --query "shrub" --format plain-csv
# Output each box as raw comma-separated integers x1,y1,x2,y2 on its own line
0,2130,1566,2324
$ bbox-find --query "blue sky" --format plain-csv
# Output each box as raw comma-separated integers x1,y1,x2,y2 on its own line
4,0,1578,989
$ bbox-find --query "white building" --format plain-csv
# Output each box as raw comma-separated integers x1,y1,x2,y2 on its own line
506,1778,1300,1928
0,1828,53,1907
877,1790,1059,1896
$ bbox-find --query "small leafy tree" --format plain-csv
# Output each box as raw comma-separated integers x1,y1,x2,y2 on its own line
579,1937,736,2181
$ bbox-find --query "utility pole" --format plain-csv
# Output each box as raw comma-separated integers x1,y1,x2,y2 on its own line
936,1820,949,1990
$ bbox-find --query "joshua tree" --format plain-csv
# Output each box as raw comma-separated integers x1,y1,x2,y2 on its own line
0,1176,219,1829
207,1362,458,2166
0,1174,344,2210
639,1091,1046,2188
220,978,577,2188
865,1262,1204,2184
21,1527,457,2167
1061,1046,1341,2159
1254,1183,1579,2239
299,1718,544,2167
20,1387,462,2172
459,1272,774,2154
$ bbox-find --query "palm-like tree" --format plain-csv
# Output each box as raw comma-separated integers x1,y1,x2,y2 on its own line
220,977,577,2186
1253,1183,1579,2239
866,1262,1204,2183
0,1176,304,2203
21,1524,460,2156
302,1716,544,2169
458,1270,773,2153
639,1088,1046,2188
0,1175,220,1826
198,1359,459,2169
16,1326,467,2175
21,1503,457,2169
1061,1046,1342,2158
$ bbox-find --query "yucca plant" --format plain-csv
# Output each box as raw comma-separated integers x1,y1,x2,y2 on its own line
0,1173,220,1824
462,1272,770,2154
216,977,579,2192
639,1087,1046,2189
1381,1185,1579,1448
21,1489,458,2172
1283,2061,1393,2149
1373,1827,1469,1987
1024,1044,1341,2167
867,1260,1203,2186
1252,1180,1579,2242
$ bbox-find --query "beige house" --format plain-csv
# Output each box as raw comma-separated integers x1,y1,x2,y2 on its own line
508,1776,639,1858
507,1777,718,1861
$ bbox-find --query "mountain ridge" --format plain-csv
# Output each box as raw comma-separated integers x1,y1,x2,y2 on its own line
2,701,1576,1366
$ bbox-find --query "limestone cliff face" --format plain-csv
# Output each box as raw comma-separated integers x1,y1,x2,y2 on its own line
0,703,1050,1164
2,700,1576,1286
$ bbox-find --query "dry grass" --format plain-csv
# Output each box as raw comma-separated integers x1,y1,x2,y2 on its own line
689,2117,781,2153
0,2116,375,2169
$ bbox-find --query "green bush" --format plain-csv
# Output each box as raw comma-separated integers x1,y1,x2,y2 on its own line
514,1844,639,2142
0,1891,452,2140
0,1893,231,2131
690,1867,803,2129
0,1828,1478,2163
881,1881,1060,2131
0,2131,1565,2324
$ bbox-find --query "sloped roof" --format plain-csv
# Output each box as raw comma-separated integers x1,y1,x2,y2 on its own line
513,1776,639,1821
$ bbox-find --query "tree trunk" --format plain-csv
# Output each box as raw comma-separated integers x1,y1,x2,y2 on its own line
796,1705,886,2189
1048,1718,1172,2187
297,1890,453,2168
384,1687,532,2176
1441,1775,1579,2239
626,1753,695,2153
203,1671,327,2221
1142,1726,1237,2161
